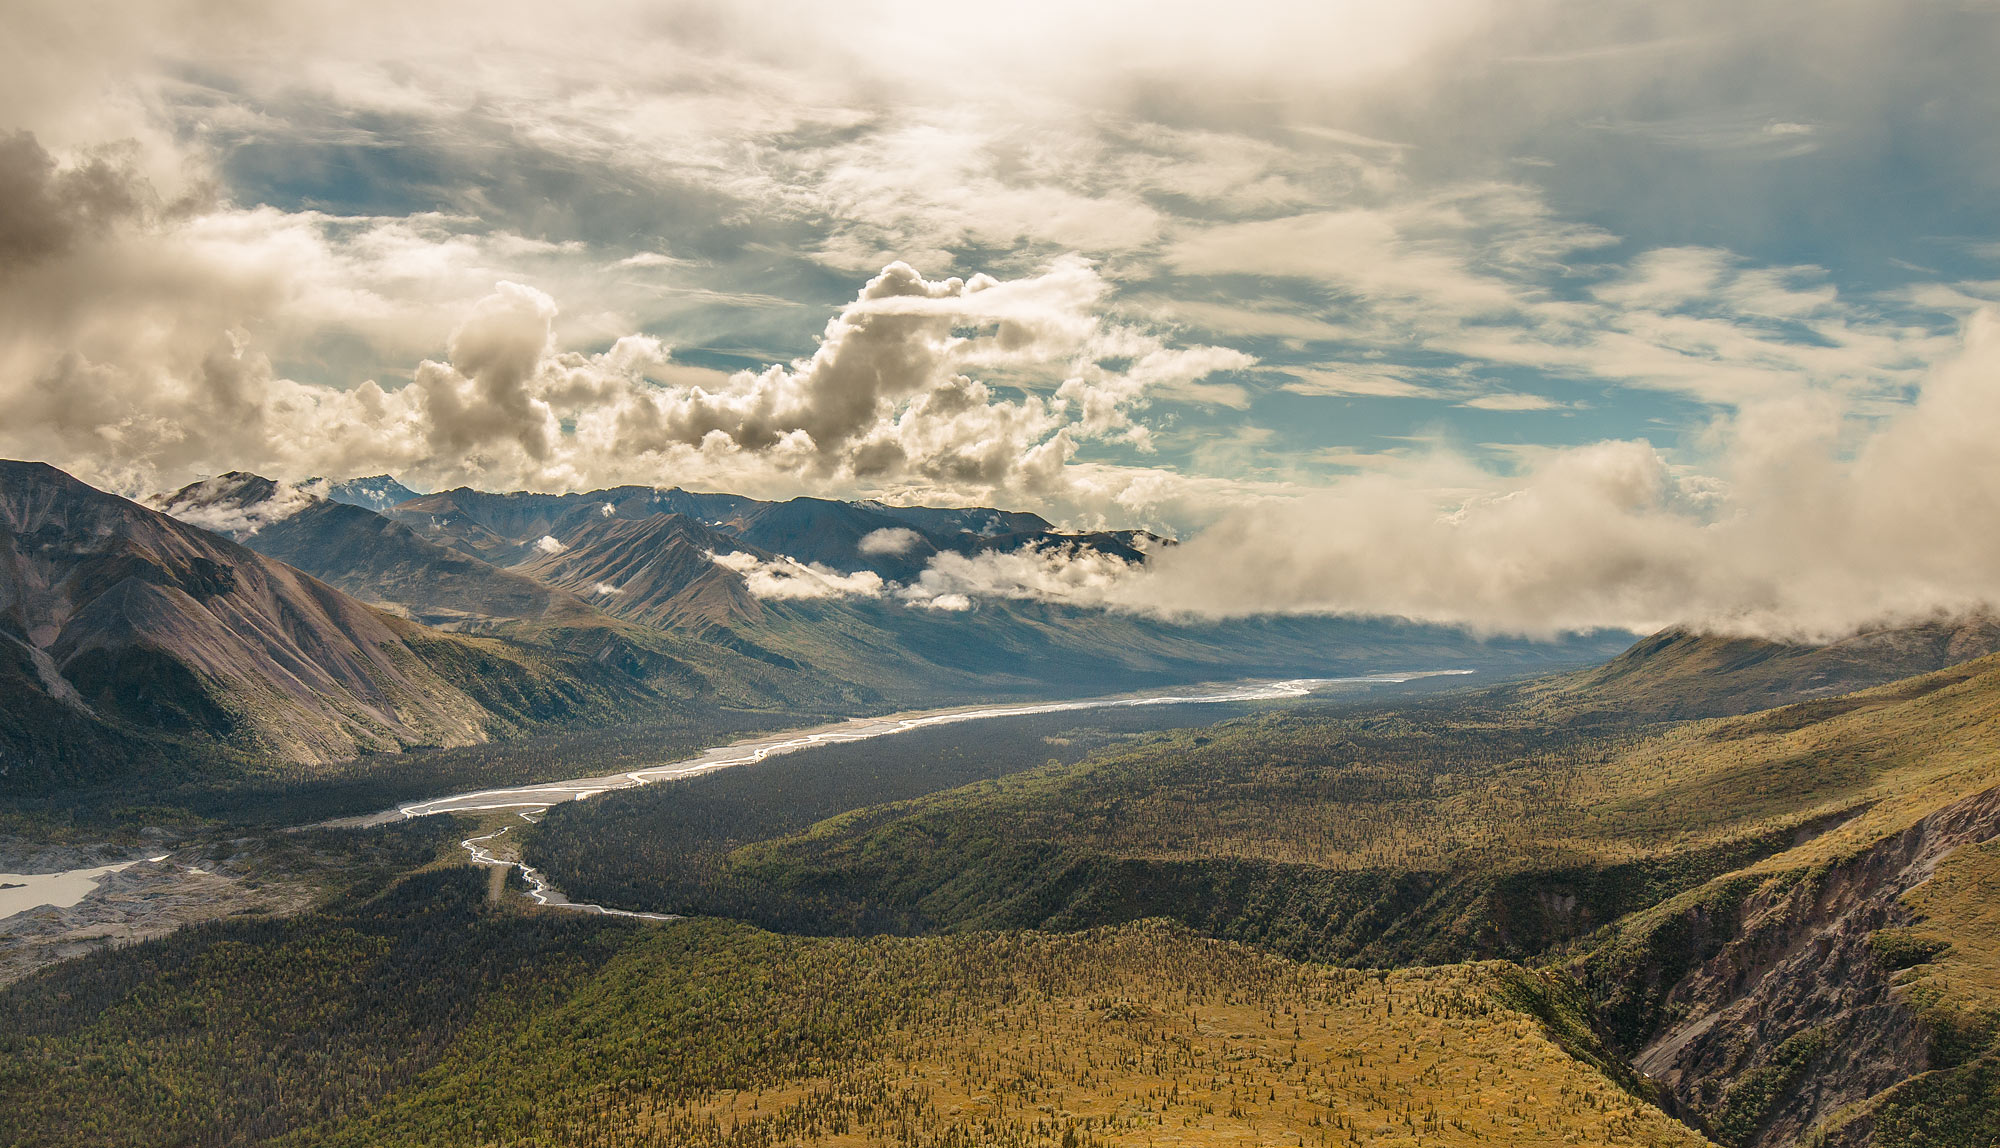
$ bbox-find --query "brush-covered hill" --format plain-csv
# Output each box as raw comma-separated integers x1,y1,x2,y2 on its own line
530,634,2000,959
0,462,679,791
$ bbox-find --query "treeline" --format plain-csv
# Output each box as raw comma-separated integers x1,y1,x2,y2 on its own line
9,705,823,831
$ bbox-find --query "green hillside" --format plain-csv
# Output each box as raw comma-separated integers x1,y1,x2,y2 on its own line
13,602,2000,1145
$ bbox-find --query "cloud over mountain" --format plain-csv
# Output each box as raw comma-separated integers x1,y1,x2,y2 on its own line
909,311,2000,638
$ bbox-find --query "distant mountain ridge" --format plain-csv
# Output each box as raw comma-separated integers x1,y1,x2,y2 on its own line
145,467,1631,699
322,475,421,513
154,473,588,630
379,483,1158,582
514,513,771,630
0,459,1660,791
149,468,2000,732
1525,617,2000,720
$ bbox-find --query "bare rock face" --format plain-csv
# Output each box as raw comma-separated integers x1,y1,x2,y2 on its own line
1588,785,2000,1147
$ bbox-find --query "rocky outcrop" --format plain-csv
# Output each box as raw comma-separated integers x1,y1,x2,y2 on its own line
1583,785,2000,1147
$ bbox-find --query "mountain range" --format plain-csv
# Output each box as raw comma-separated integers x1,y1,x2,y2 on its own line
0,462,675,790
139,466,1640,727
21,457,1996,800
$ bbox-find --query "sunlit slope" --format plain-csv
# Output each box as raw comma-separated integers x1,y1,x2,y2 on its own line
306,919,1710,1148
1570,784,2000,1148
531,650,2000,963
0,866,1712,1148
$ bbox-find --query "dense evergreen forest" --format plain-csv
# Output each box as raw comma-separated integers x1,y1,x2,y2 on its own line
4,706,820,835
524,694,1790,962
526,659,2000,976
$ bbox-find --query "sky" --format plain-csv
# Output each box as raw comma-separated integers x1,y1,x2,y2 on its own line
6,0,2000,637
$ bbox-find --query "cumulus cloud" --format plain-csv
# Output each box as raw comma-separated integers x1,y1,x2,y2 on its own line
711,551,887,601
857,527,922,555
898,542,1139,611
149,472,323,538
891,310,2000,639
0,246,1251,510
7,0,2000,644
0,131,153,265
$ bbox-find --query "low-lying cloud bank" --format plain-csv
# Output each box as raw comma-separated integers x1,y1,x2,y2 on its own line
1144,313,2000,640
755,311,2000,641
710,551,888,601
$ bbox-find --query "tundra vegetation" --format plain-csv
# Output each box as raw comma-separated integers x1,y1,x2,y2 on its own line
9,615,2000,1144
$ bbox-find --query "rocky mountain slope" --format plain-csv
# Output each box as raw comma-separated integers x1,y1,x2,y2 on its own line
0,462,671,790
386,485,759,567
156,473,589,631
511,512,768,630
322,475,419,512
152,470,1630,702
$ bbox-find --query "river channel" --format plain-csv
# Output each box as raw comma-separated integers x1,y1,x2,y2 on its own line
334,671,1475,917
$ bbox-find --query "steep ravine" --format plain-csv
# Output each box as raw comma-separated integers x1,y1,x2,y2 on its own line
1580,784,2000,1147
